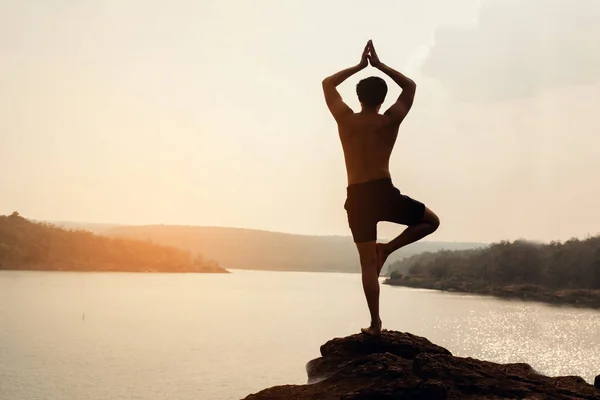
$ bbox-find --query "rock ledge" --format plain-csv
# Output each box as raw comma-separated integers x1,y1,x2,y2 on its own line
243,330,600,400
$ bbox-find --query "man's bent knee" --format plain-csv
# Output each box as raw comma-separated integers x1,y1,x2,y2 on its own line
423,207,440,232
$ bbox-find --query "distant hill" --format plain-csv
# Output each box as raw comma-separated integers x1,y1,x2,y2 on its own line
1,213,227,273
104,224,487,275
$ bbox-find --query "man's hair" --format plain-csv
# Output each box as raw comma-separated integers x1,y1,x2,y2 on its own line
356,76,388,108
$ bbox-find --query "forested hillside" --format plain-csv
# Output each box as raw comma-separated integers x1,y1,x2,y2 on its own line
0,212,227,273
386,237,600,307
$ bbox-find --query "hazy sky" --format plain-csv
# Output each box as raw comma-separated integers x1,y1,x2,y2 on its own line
1,0,599,243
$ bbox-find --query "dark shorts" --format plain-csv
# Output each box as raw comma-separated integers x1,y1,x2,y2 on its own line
344,178,426,243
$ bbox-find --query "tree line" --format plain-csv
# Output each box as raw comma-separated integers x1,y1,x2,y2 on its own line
388,236,600,290
0,212,226,273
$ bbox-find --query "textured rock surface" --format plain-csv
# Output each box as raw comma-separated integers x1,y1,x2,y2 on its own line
243,330,600,400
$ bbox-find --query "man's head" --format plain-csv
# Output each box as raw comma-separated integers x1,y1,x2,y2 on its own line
356,76,387,110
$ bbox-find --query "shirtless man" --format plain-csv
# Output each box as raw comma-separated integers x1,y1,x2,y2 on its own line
322,40,440,336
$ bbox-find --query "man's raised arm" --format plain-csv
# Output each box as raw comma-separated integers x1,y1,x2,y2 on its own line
322,42,370,121
368,41,416,124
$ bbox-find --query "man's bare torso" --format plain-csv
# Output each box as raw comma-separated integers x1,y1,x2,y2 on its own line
338,112,400,186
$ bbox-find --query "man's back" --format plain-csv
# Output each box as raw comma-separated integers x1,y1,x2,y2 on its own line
321,42,416,188
338,112,400,185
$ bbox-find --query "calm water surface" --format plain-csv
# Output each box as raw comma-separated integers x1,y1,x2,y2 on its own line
1,270,599,400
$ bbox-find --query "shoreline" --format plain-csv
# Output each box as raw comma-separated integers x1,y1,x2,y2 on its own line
0,263,229,274
383,277,600,309
0,268,229,273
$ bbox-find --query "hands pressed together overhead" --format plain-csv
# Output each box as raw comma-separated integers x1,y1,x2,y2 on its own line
322,38,413,95
359,40,382,69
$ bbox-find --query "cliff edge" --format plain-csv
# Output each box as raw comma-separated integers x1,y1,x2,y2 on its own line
244,330,600,400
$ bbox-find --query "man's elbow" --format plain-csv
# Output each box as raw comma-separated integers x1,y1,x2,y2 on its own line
400,80,416,97
322,77,333,88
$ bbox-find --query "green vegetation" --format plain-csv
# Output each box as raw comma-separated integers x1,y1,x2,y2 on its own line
385,237,600,308
0,212,227,273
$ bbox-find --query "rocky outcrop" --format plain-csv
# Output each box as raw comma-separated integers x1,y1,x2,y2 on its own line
243,330,600,400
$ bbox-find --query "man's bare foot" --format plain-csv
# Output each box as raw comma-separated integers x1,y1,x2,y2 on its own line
361,318,382,336
376,243,390,275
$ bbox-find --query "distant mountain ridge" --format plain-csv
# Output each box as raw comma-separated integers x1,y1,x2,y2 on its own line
91,224,487,275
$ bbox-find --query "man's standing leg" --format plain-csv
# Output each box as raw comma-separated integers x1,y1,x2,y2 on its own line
345,188,384,335
356,241,382,335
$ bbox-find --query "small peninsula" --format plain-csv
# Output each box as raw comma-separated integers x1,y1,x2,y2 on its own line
0,212,227,273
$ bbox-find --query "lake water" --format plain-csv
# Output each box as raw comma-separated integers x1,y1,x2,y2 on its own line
1,270,599,400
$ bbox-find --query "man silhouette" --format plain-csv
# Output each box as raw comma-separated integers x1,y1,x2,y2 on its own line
322,40,440,336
